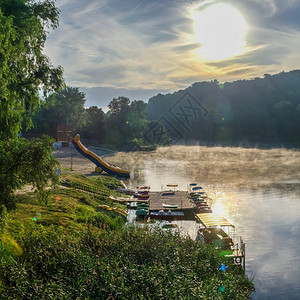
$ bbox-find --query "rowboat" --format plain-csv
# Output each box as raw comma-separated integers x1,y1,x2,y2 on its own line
159,221,179,234
190,191,208,199
150,210,184,220
197,207,213,213
97,205,127,218
137,194,150,200
137,203,149,209
136,208,148,216
162,203,178,209
116,188,136,195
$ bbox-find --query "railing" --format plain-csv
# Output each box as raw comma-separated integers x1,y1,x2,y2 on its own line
229,237,245,271
63,180,110,197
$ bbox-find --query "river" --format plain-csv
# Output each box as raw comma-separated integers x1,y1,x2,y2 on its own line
106,145,300,300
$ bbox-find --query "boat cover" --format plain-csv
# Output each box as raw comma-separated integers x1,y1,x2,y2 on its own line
196,213,234,227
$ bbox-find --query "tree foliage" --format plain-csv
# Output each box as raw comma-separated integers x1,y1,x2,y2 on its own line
79,106,106,142
0,0,64,139
0,0,63,209
31,86,86,136
147,70,300,146
0,136,59,210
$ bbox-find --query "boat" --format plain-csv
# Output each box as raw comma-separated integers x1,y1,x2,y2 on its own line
159,221,179,234
191,186,203,191
137,194,150,200
162,203,179,209
116,188,136,195
137,186,150,190
198,227,233,249
188,183,203,193
109,195,129,203
136,191,149,195
136,208,148,216
150,210,184,220
196,202,210,208
137,203,149,209
197,207,213,213
195,213,235,250
160,222,178,229
97,205,127,218
195,201,208,206
166,184,178,192
190,191,208,199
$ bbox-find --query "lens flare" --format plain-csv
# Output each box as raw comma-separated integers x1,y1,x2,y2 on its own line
1,235,23,257
220,264,227,272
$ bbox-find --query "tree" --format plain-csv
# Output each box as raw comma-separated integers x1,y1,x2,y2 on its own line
79,106,106,141
0,0,63,209
30,87,86,137
0,136,59,210
52,86,86,129
105,97,131,147
107,96,130,116
0,0,64,139
126,100,149,142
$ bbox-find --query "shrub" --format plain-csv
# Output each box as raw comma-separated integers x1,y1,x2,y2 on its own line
0,225,254,299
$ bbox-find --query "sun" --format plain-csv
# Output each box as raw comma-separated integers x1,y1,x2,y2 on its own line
192,3,248,61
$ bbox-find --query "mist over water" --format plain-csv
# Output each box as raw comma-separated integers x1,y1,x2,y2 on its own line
107,146,300,299
108,145,300,189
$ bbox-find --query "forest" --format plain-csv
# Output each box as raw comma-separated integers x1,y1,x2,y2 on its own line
28,70,300,150
147,70,300,147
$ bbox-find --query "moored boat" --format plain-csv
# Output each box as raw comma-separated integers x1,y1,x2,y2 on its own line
136,208,148,216
162,203,178,209
150,210,184,220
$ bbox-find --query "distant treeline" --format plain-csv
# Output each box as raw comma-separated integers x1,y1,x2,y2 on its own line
29,70,300,148
148,70,300,147
28,88,168,150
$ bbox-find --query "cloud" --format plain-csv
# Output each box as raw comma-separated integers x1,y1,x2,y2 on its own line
44,0,300,106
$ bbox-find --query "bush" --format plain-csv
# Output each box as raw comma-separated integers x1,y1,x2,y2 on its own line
0,225,254,299
0,205,8,229
0,136,59,210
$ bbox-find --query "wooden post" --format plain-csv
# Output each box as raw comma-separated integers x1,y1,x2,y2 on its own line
70,148,73,171
242,239,246,271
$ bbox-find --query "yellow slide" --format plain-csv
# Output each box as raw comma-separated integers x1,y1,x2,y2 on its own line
72,134,130,178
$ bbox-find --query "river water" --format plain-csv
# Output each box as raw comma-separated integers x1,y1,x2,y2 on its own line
106,145,300,299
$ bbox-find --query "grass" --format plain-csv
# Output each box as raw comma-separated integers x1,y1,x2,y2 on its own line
5,174,127,236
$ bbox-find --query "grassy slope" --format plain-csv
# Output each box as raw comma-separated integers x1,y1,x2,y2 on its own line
6,174,127,235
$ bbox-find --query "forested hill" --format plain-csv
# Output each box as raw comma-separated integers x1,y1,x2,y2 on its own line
147,70,300,147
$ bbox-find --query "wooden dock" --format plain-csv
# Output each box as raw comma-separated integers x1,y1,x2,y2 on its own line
148,191,197,211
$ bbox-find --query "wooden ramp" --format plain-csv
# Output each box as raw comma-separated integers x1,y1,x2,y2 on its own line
148,191,197,211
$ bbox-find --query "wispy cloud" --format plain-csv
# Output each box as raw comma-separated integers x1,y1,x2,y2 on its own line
44,0,300,106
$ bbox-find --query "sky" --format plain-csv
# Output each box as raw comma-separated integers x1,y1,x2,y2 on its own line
44,0,300,108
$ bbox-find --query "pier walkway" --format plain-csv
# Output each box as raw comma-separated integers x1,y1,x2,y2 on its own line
148,191,197,211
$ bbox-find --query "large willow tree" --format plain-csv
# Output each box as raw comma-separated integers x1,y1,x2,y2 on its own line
0,0,64,210
0,0,64,138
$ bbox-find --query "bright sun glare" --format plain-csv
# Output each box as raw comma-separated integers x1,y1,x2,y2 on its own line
192,3,248,61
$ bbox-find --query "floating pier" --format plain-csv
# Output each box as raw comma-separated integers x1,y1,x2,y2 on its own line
148,191,197,211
